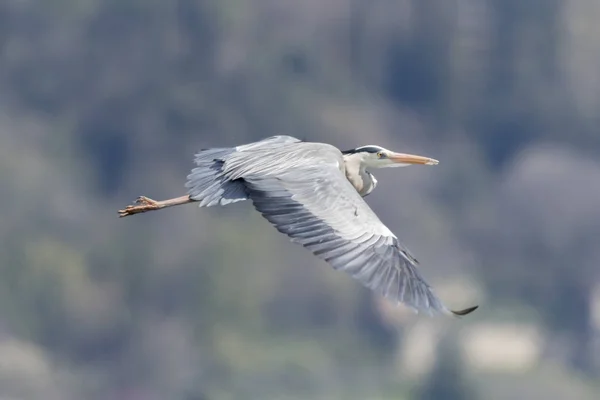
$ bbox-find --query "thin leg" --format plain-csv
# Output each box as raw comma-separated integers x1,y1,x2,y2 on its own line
118,195,194,218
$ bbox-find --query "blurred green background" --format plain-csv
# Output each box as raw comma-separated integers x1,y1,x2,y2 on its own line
1,0,600,399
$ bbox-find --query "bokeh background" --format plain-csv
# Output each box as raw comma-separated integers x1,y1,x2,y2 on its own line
1,0,600,399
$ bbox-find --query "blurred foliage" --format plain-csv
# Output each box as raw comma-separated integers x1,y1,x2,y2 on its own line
1,0,600,399
417,335,478,400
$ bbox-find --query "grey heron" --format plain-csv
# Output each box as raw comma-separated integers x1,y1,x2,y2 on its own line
118,135,478,317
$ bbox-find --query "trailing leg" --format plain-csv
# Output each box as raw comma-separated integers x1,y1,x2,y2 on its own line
118,195,194,218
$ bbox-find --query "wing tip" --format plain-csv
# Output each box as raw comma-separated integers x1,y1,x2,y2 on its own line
451,305,479,317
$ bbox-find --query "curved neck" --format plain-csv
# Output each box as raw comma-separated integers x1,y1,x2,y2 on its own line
342,154,377,197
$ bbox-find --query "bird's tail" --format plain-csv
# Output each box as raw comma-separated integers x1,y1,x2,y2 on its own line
185,147,249,207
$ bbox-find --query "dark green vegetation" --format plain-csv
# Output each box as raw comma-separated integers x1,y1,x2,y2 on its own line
1,1,599,399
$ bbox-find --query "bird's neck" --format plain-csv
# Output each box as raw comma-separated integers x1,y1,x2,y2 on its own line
343,154,377,197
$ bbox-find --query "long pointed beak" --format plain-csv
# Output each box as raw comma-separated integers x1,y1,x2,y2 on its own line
389,152,439,165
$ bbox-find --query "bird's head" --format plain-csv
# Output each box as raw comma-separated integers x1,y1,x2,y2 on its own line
341,145,439,169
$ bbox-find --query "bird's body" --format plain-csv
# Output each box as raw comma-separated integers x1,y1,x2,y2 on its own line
119,136,477,317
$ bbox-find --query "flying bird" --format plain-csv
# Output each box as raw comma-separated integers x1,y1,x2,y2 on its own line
118,136,478,317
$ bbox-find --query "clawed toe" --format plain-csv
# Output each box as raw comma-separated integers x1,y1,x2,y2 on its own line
117,194,191,218
135,196,157,206
118,196,160,217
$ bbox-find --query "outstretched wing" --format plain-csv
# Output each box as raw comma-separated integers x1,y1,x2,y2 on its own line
225,143,476,316
185,136,303,207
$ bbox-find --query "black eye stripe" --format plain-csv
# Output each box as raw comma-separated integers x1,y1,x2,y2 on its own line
341,146,383,154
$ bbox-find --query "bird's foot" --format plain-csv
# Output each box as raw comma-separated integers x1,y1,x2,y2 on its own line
118,196,161,217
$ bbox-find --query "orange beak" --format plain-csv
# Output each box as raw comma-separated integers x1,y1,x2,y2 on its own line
389,153,439,165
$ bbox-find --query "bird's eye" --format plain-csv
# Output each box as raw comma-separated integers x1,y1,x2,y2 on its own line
377,152,384,158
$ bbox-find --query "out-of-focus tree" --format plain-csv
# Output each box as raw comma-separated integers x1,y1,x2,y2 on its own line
416,335,478,400
0,0,599,398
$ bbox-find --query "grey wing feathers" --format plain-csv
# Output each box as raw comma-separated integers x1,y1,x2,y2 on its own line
185,147,248,206
185,136,302,207
221,144,467,316
243,173,449,315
